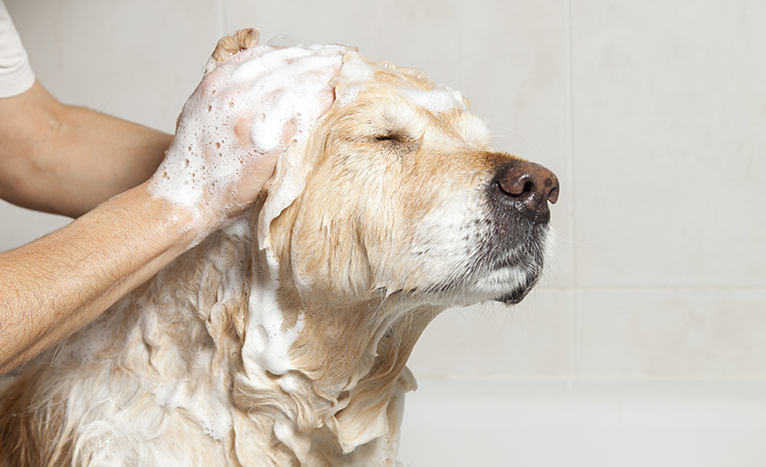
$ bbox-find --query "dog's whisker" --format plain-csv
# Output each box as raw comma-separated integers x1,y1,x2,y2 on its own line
496,125,542,158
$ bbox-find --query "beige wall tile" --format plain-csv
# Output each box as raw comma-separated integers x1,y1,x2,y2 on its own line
400,379,766,467
408,288,573,378
576,289,766,378
570,1,766,288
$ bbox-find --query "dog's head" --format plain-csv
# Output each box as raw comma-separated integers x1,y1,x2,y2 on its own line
258,50,559,311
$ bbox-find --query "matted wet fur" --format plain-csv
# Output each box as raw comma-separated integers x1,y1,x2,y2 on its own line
0,29,558,466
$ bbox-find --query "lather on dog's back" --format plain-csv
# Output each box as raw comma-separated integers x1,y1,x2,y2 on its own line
0,29,559,466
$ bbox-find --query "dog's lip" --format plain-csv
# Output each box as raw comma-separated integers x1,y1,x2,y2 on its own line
496,285,532,305
486,259,541,305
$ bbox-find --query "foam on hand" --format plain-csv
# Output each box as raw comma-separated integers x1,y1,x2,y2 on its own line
149,44,348,243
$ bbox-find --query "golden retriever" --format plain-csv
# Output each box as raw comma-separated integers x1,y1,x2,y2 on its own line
0,29,559,466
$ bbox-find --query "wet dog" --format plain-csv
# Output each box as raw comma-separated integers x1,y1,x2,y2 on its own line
0,29,558,466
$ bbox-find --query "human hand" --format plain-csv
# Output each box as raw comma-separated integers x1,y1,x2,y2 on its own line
149,43,348,242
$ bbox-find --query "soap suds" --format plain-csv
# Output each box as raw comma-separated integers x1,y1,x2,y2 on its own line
398,85,467,114
242,248,305,378
149,44,347,244
330,51,466,114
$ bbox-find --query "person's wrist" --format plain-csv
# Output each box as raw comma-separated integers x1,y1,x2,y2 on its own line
111,181,205,255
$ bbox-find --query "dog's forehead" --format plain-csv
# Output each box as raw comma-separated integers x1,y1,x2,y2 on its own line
331,51,468,114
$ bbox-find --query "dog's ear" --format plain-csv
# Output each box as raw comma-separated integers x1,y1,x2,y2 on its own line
256,137,315,250
256,50,376,253
204,28,261,75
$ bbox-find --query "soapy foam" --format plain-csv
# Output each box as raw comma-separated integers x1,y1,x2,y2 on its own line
398,85,467,114
242,247,305,378
328,52,375,108
330,51,466,114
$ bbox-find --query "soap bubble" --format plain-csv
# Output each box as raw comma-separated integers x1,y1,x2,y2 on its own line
267,35,300,48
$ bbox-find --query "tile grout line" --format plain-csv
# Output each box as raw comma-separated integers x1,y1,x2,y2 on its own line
563,0,577,382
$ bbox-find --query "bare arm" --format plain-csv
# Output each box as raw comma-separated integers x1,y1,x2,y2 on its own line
0,81,172,218
0,82,181,373
0,184,197,373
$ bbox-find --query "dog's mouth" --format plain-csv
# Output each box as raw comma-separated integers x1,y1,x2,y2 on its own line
481,262,542,305
473,222,550,305
495,276,538,305
417,231,547,307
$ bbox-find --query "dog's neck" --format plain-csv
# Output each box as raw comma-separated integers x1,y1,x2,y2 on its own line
230,212,441,464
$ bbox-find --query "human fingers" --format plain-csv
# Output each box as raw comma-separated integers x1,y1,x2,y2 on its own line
148,44,348,241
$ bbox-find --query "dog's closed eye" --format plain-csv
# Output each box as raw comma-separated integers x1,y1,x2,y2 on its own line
372,131,421,155
374,132,407,143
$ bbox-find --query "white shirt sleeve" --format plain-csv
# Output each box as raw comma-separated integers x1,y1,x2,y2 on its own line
0,0,35,97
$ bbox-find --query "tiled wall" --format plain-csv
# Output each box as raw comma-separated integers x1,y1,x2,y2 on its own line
3,0,765,380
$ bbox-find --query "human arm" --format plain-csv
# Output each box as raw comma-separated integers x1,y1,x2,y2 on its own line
0,184,198,373
0,78,267,373
0,90,276,374
0,81,173,218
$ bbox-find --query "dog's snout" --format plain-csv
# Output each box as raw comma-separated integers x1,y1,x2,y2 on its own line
495,161,560,223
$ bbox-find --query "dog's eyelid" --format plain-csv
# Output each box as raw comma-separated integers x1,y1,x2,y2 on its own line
374,133,405,143
373,129,423,144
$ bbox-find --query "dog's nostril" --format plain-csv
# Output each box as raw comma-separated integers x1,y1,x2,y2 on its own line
547,183,560,205
517,180,535,199
495,160,560,222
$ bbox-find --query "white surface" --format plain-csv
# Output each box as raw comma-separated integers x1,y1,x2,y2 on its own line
399,378,766,467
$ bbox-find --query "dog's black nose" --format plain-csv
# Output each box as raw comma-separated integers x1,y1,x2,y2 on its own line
495,160,559,223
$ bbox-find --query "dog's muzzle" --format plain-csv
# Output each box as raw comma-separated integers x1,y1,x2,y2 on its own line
485,159,559,304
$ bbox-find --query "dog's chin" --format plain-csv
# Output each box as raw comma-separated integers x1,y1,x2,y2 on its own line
429,263,542,307
495,283,534,305
485,264,541,305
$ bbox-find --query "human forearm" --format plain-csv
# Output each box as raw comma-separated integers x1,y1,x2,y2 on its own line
0,182,197,373
35,105,172,217
0,82,172,217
